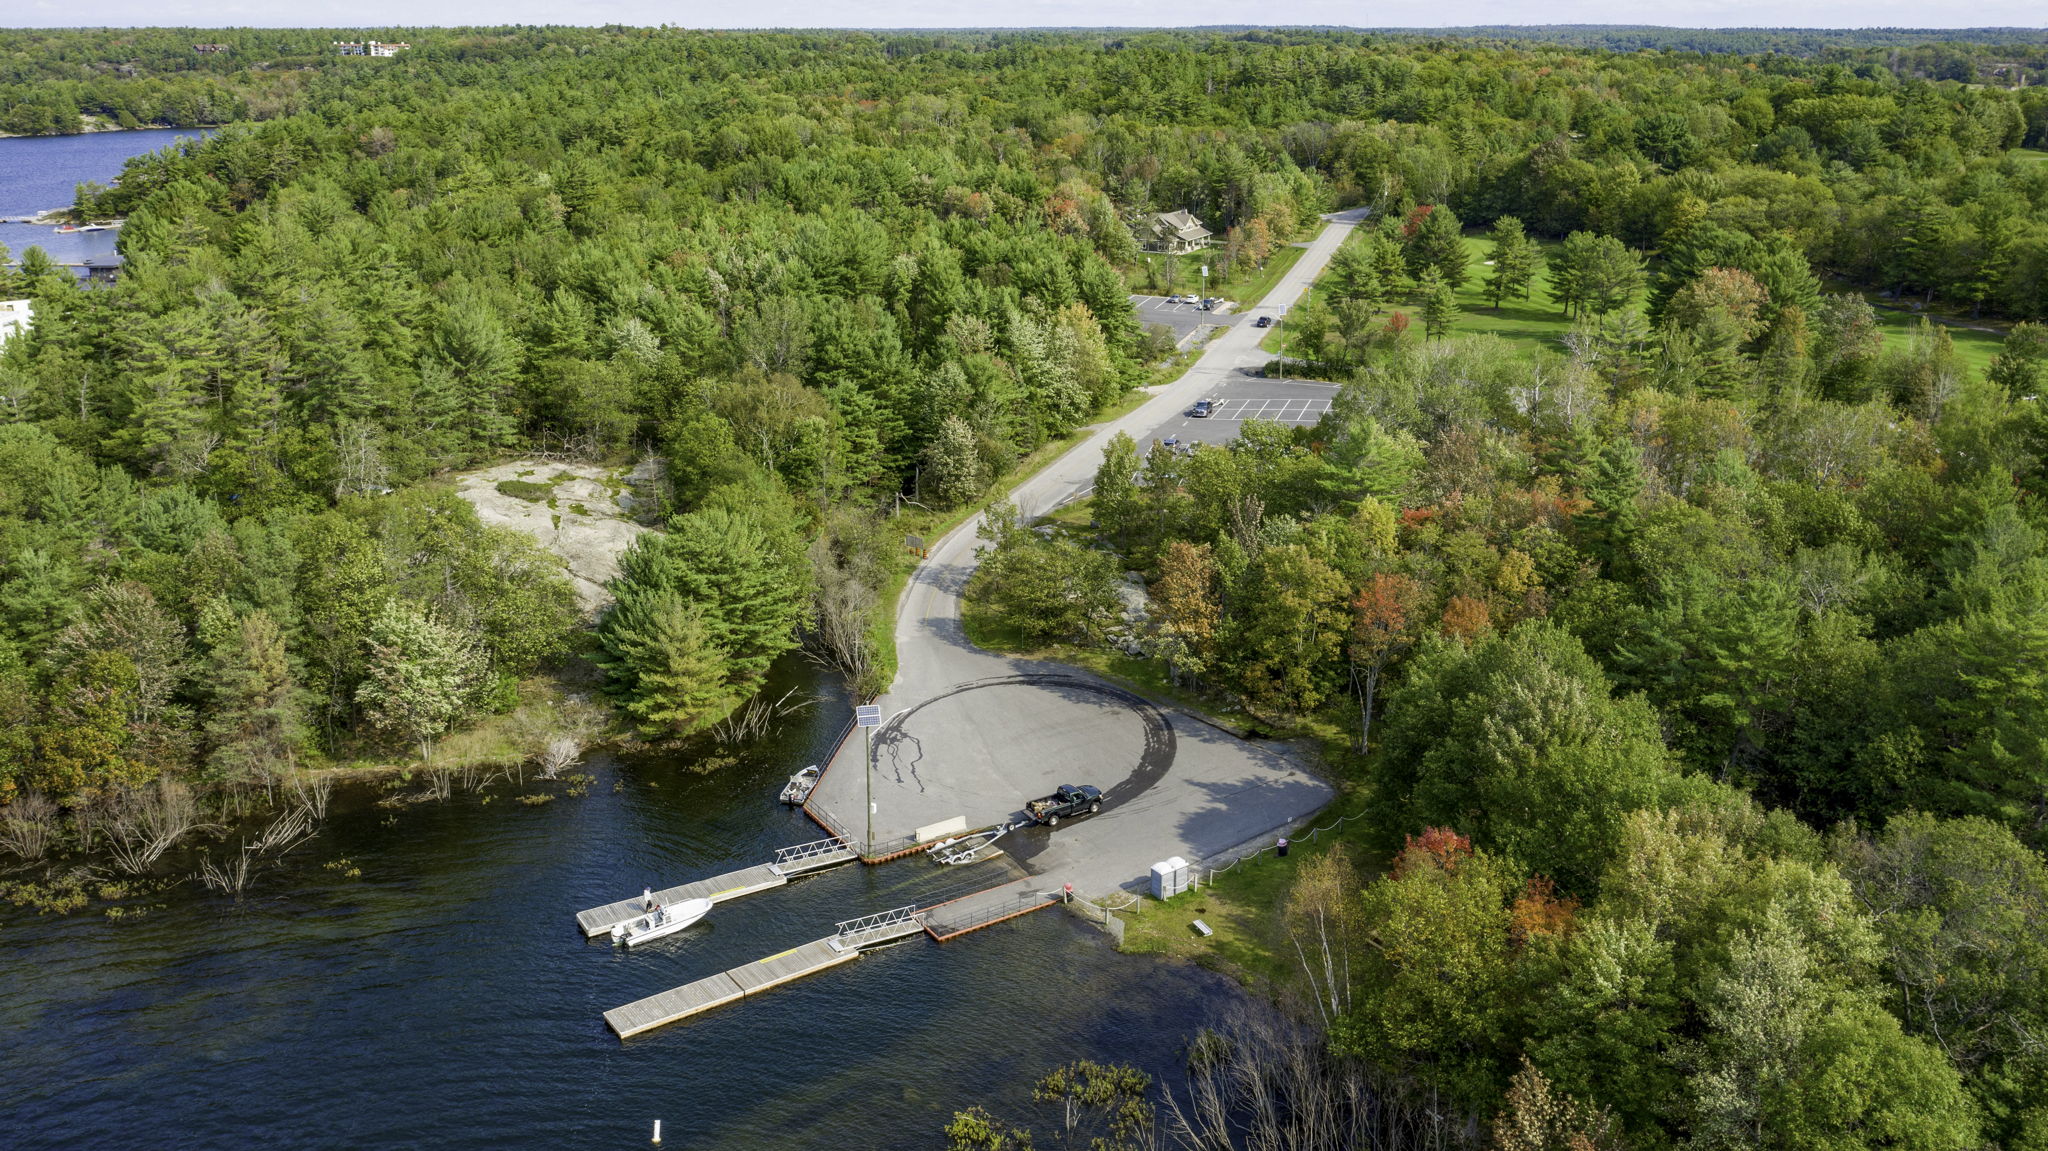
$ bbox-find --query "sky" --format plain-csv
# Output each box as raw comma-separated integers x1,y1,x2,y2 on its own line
3,1,2046,30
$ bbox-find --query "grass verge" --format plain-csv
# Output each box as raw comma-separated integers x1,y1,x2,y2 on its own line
1117,787,1374,985
1132,242,1309,307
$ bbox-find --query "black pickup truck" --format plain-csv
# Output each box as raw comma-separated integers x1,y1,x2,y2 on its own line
1023,784,1102,827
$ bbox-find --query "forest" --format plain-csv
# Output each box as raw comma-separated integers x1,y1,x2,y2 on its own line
0,24,2046,1149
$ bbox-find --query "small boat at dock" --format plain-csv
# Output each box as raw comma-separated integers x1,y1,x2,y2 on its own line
779,765,820,805
611,896,712,947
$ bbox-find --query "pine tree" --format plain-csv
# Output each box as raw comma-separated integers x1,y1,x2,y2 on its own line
204,609,304,783
1419,268,1460,340
602,589,737,736
1485,215,1541,310
1405,203,1469,289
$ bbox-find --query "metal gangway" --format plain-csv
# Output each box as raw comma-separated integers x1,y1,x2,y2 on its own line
771,835,856,876
828,904,926,952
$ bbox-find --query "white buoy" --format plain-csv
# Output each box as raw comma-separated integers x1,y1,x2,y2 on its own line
652,1119,662,1144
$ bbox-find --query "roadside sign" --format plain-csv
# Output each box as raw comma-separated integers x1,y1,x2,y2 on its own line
855,705,883,729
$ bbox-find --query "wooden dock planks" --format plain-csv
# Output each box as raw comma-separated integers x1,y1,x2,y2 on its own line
576,863,788,938
605,972,747,1038
605,937,860,1038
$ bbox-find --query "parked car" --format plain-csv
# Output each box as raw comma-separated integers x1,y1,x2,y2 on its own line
1191,399,1213,418
1254,315,1273,328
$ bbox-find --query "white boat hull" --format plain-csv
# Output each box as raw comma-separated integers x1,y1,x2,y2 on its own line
611,897,712,947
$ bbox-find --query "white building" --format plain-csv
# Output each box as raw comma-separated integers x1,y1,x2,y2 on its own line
334,40,411,57
0,299,31,346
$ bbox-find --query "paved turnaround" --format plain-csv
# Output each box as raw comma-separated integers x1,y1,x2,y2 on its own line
809,210,1369,898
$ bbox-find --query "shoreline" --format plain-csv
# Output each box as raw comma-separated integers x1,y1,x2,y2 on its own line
0,120,221,141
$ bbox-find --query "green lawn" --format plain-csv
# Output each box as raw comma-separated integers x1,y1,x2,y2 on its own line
1260,233,1590,360
2014,148,2048,167
1260,231,2016,379
1867,306,2005,379
1442,233,1589,353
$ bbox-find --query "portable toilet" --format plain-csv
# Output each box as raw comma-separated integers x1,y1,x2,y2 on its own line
1150,859,1177,900
1166,856,1190,894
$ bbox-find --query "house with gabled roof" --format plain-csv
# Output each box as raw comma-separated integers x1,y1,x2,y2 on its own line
1147,209,1213,254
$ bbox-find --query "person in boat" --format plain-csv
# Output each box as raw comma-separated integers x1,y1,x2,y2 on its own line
643,887,653,910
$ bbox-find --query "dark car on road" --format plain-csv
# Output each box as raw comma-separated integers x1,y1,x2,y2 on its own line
1190,399,1213,417
1254,315,1273,328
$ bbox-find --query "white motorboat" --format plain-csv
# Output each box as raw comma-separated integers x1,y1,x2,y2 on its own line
610,896,712,947
779,765,821,805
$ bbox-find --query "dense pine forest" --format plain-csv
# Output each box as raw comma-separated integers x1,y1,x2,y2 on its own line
3,25,2048,1150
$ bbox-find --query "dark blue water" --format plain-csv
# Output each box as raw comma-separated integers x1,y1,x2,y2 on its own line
0,127,207,264
2,660,1241,1148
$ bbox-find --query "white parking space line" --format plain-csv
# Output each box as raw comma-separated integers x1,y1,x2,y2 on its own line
1199,397,1333,425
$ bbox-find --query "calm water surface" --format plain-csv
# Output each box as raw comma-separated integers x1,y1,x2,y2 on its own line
0,128,208,264
0,130,1246,1147
4,670,1242,1147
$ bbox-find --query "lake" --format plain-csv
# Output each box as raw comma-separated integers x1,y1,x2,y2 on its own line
0,127,208,266
0,127,1247,1148
2,670,1242,1148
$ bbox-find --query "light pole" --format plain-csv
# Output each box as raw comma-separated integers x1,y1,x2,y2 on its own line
854,704,881,855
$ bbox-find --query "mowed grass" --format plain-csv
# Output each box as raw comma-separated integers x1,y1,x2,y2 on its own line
2013,148,2048,167
1263,230,2016,379
1867,306,2006,379
1119,788,1378,985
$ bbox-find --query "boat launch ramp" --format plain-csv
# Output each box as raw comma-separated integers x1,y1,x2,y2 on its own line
574,836,857,939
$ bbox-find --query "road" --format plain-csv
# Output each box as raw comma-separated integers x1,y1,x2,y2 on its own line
808,209,1368,898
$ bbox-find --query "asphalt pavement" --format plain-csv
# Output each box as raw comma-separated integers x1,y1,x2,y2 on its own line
810,209,1370,899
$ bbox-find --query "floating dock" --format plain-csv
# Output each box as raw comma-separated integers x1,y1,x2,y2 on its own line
574,837,856,938
605,906,927,1038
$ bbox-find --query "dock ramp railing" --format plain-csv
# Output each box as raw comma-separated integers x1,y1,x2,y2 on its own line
831,904,925,951
773,836,852,871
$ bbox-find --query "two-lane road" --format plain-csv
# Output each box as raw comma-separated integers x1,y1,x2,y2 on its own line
809,209,1367,895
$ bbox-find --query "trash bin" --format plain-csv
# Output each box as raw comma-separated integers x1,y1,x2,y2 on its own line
1277,837,1290,858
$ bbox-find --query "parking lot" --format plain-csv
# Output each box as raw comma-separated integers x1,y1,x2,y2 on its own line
1130,294,1237,345
1133,377,1338,450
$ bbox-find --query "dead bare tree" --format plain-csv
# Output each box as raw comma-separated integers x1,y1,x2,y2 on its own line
538,735,584,779
197,807,317,897
1162,1011,1471,1151
198,850,254,895
0,791,60,860
105,780,207,876
289,772,333,822
712,686,816,746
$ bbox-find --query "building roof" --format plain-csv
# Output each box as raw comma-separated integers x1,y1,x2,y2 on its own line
1153,209,1211,243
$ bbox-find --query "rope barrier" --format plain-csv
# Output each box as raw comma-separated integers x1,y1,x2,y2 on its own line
1201,807,1367,882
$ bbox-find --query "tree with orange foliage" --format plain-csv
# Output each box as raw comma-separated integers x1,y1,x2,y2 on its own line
1441,594,1492,642
1149,540,1221,687
1350,571,1425,752
1509,875,1580,946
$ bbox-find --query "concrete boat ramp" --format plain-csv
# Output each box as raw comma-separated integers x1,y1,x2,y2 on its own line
574,836,857,938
